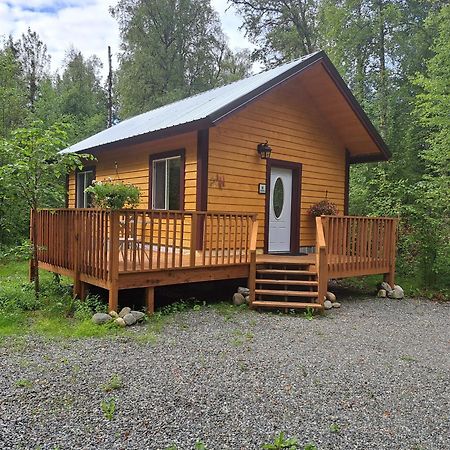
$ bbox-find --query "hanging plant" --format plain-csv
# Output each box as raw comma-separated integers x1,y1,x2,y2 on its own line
308,199,339,218
85,178,140,210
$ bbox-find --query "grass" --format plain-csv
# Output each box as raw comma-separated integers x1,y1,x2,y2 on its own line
102,374,123,392
15,378,33,388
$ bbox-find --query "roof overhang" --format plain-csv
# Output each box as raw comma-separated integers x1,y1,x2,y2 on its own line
62,51,390,162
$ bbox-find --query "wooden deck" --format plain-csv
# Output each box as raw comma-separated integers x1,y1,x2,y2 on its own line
32,209,397,313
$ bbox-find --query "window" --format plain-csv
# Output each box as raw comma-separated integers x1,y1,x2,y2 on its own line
76,169,95,208
151,156,182,210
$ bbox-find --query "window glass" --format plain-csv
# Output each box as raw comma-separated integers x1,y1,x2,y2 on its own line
76,170,94,208
153,159,166,209
168,157,181,210
273,177,284,218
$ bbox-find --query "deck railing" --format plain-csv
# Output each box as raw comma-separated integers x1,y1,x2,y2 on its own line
316,215,398,284
33,209,258,284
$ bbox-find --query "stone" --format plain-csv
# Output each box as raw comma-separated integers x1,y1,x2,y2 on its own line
123,313,137,326
324,300,333,310
244,296,250,305
130,311,146,322
238,287,250,295
377,289,387,298
381,282,393,292
326,291,337,302
115,317,126,328
232,293,245,306
332,302,341,308
109,311,119,318
119,307,131,318
394,285,404,296
388,285,404,299
92,313,112,325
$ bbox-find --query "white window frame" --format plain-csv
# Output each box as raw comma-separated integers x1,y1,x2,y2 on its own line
76,169,94,208
151,156,181,210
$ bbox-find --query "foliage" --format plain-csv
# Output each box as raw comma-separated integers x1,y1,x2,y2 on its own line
262,432,299,449
102,374,123,392
85,178,140,209
111,0,252,118
0,120,93,297
100,398,116,420
307,200,339,218
230,0,319,66
303,307,315,321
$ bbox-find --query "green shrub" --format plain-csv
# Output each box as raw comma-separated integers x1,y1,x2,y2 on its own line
85,178,140,209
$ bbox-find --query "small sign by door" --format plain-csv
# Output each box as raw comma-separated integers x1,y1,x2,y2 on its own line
258,183,266,194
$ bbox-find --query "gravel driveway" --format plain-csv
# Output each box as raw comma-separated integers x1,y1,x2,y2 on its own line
1,296,449,450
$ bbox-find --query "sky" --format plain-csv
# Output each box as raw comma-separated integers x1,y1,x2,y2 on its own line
0,0,253,78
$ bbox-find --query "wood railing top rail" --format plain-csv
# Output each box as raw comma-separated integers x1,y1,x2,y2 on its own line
321,214,397,221
37,208,258,218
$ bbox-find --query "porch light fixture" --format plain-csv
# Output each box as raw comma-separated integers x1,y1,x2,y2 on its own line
257,141,272,160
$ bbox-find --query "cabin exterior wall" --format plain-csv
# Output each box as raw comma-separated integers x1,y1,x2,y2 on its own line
67,131,198,210
208,77,347,249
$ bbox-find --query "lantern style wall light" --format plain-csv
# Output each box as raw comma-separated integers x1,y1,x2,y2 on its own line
257,141,272,160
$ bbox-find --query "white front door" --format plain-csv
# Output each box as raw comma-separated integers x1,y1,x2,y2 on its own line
268,166,292,253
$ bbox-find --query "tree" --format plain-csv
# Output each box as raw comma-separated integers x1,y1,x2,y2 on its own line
0,40,27,137
0,121,92,298
56,49,108,141
230,0,321,66
412,4,450,287
111,0,252,117
17,28,50,111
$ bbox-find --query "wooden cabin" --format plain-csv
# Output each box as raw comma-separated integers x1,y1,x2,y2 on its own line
33,51,397,313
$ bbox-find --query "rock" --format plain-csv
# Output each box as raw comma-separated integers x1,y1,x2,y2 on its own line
119,307,131,318
130,311,145,322
394,285,404,295
332,302,341,308
109,311,119,318
123,313,137,326
244,296,250,305
326,291,336,302
232,293,245,306
115,317,126,328
91,313,112,325
388,285,404,299
324,300,333,310
238,287,250,296
381,282,393,292
377,289,387,298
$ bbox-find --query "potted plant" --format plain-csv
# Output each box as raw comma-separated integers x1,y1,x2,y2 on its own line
307,199,339,218
85,178,140,209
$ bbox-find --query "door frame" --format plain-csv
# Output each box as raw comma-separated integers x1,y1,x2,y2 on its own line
264,159,302,254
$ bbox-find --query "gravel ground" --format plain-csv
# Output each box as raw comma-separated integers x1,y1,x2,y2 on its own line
1,296,449,450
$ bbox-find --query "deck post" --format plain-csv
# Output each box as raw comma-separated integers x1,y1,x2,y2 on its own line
73,211,82,298
145,287,155,315
248,219,258,309
108,210,120,312
248,250,256,308
79,281,88,301
384,218,398,288
316,217,328,308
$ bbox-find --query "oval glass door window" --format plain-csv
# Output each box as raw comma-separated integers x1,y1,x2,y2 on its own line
273,177,284,218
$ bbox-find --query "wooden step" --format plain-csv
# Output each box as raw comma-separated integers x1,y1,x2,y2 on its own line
256,269,317,276
256,279,318,286
255,289,319,297
252,301,323,310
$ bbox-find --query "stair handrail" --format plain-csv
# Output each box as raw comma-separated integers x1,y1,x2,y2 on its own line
315,216,328,307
